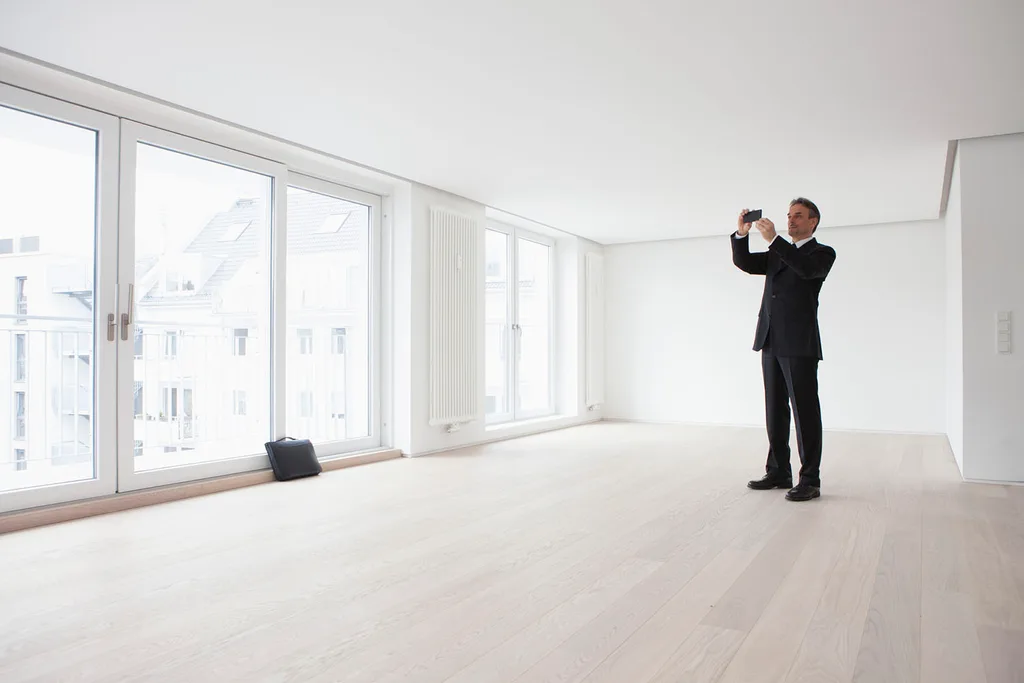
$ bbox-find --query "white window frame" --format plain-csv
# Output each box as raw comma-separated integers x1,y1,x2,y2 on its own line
485,222,557,425
0,83,119,514
116,121,286,492
285,174,382,458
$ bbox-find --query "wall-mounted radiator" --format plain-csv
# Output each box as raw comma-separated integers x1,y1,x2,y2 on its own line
429,206,481,428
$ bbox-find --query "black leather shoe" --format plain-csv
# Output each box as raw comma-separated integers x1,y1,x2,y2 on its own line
747,474,793,490
785,484,821,501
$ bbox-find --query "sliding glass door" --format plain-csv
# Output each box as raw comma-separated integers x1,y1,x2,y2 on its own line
0,84,382,513
485,224,555,424
0,85,119,513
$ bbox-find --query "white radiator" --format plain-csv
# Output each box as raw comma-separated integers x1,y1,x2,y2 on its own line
429,206,481,427
585,251,605,409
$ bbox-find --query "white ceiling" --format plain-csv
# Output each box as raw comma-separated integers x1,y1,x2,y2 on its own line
1,0,1023,243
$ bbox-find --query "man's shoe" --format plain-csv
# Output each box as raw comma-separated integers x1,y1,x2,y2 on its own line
785,484,821,501
747,474,793,490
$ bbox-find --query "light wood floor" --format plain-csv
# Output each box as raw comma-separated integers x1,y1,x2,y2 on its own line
1,422,1022,683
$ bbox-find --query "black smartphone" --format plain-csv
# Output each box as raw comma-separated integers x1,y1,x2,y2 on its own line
743,209,762,223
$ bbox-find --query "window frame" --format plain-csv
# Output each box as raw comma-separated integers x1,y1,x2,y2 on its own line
116,120,287,493
0,83,119,514
0,62,390,514
485,221,557,425
284,174,382,458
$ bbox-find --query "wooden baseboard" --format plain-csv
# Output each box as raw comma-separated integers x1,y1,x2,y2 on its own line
0,448,401,535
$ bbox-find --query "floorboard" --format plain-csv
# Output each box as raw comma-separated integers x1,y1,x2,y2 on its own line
0,423,1021,683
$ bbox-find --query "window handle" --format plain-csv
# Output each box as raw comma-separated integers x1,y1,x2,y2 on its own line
120,283,134,341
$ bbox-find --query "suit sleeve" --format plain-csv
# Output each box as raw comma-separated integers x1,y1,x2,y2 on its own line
730,232,768,275
768,238,836,279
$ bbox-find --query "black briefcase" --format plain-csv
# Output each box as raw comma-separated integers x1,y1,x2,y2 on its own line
264,437,322,481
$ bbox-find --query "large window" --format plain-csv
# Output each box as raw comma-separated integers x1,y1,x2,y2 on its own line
0,82,381,513
0,89,113,505
127,133,273,481
485,224,555,423
285,179,377,451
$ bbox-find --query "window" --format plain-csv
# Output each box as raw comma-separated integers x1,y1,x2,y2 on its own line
162,387,178,420
233,328,248,356
485,225,555,424
134,328,144,358
15,276,27,323
165,269,180,293
14,333,26,381
126,128,274,482
0,96,102,500
298,328,313,355
332,328,347,355
331,391,345,419
485,230,510,419
233,390,247,416
164,331,178,358
315,212,352,234
286,182,375,446
218,220,251,242
299,391,314,418
133,381,144,417
14,391,26,439
134,440,144,457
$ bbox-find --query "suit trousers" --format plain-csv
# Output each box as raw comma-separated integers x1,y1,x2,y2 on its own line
761,331,823,487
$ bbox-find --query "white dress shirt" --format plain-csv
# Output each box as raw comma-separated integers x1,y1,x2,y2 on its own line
735,231,812,249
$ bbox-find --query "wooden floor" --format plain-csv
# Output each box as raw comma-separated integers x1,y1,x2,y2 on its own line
1,422,1022,683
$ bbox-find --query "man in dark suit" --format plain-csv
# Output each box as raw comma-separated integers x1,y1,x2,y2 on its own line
730,198,836,501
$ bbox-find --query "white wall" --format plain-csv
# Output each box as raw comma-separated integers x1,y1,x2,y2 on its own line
958,133,1024,482
945,150,964,473
604,221,947,434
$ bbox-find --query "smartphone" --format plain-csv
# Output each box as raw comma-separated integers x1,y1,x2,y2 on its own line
743,209,762,223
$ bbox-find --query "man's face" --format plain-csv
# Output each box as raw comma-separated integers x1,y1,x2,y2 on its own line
787,204,818,241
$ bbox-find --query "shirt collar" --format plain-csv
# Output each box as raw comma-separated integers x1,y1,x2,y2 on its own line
794,236,813,249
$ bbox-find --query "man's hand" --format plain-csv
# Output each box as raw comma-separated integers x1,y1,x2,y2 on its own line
755,218,777,242
737,209,752,237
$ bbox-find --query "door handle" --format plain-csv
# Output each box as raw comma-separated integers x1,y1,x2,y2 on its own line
120,283,134,341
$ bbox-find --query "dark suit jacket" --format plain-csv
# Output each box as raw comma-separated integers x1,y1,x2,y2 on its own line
731,232,836,359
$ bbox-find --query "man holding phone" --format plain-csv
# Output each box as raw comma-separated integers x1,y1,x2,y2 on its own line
730,199,836,501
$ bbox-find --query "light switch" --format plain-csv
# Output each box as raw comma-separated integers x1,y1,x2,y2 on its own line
997,311,1012,354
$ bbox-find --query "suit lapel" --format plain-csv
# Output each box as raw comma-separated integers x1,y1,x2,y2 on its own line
771,237,819,276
